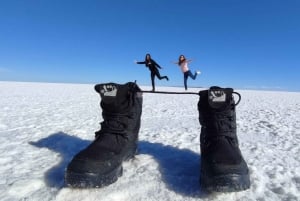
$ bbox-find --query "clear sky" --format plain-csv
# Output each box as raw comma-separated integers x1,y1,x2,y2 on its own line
0,0,299,91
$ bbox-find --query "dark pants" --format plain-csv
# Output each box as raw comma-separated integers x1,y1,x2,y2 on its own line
150,69,168,91
183,70,197,90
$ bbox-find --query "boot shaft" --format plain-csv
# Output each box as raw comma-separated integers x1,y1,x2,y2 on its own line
94,82,143,142
198,86,239,145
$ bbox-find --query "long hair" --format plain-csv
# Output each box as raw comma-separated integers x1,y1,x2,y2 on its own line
145,53,151,62
178,54,186,66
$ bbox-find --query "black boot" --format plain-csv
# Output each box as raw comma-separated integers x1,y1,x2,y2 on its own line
198,86,250,192
65,82,143,188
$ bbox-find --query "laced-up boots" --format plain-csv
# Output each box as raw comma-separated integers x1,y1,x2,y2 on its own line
65,82,142,188
198,86,250,192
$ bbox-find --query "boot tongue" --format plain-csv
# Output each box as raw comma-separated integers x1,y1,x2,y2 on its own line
96,83,119,104
94,83,131,112
208,86,233,109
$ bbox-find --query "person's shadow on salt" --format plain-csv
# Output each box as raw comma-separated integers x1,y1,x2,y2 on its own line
29,132,90,188
138,140,202,197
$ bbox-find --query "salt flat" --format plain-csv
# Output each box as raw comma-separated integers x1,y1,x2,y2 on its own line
0,81,299,201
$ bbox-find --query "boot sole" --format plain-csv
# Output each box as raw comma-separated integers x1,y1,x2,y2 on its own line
65,165,123,188
200,173,250,192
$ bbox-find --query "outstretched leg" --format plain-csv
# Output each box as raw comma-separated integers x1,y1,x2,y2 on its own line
154,69,169,81
187,70,198,80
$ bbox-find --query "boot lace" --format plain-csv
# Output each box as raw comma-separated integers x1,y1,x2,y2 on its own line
95,111,130,140
202,92,241,146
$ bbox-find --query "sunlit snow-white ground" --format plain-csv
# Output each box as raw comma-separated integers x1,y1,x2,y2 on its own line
0,81,300,201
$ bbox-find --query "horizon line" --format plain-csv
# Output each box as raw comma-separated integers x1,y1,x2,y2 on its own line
0,80,299,93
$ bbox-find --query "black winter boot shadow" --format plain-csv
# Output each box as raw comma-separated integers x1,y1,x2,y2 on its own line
138,141,202,197
29,132,90,188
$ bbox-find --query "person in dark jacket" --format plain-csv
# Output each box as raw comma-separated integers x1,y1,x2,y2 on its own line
135,53,169,91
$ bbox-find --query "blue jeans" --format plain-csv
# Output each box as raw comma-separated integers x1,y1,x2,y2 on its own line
183,70,197,90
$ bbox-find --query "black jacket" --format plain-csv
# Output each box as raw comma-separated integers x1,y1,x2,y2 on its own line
137,59,161,72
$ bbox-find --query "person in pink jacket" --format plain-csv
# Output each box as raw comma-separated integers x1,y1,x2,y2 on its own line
175,54,200,90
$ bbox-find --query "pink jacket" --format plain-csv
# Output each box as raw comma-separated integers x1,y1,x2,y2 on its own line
179,61,189,73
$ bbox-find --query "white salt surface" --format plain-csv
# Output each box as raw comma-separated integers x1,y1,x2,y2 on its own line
0,81,299,201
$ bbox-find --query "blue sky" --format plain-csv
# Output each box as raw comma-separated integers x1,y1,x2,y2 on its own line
0,0,299,91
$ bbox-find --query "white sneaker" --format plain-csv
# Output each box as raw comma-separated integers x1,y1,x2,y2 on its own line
196,70,201,74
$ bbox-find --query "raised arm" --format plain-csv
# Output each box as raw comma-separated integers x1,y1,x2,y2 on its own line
135,60,146,64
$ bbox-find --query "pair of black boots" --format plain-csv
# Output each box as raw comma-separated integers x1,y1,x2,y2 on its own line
65,82,250,192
